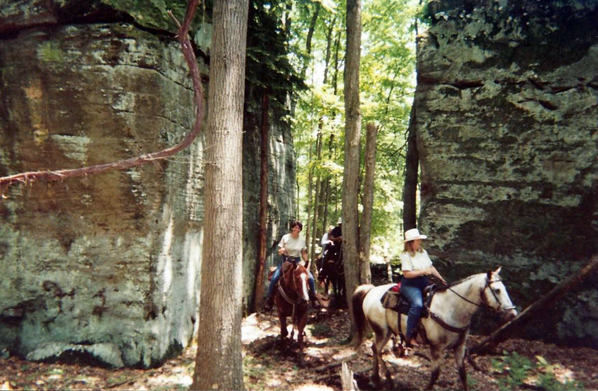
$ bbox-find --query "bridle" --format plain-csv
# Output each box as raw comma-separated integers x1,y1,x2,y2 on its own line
445,276,515,314
428,276,515,337
276,261,308,317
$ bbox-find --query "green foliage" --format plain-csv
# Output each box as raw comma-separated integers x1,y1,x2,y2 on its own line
492,351,585,391
246,0,306,109
101,0,193,32
289,0,420,259
492,351,534,390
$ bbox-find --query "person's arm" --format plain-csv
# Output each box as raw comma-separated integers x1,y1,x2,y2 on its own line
404,266,447,284
278,236,287,256
403,269,429,279
301,248,308,262
429,266,447,285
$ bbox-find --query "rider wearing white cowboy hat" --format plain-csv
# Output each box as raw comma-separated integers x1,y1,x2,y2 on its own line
400,228,446,347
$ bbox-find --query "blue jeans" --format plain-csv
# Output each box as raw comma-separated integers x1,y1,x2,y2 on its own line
400,276,428,339
266,258,316,298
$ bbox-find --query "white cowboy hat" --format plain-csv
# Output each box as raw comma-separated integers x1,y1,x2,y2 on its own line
404,228,427,242
337,218,342,225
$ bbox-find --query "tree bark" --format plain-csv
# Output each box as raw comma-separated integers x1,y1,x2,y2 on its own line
402,104,418,231
311,131,322,264
300,3,321,80
306,143,314,249
343,0,362,338
469,255,598,356
191,1,248,389
358,122,377,284
253,92,270,312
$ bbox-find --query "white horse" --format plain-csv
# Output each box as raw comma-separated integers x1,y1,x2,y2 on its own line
351,268,517,390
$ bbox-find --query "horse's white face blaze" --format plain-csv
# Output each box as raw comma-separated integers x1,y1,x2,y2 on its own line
300,273,309,302
486,273,517,320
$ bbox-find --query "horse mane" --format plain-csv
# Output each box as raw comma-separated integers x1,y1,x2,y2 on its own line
443,273,486,290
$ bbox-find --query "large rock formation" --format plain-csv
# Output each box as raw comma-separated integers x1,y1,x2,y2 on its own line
0,1,295,367
416,0,598,346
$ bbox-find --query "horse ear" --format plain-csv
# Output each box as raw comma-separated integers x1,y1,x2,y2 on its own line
494,266,502,275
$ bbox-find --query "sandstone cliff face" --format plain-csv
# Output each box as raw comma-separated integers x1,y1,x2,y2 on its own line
416,0,598,345
0,1,295,366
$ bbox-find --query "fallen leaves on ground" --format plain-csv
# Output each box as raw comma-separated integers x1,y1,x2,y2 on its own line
1,305,597,390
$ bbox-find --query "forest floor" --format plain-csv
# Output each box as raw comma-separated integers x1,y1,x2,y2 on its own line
1,301,597,391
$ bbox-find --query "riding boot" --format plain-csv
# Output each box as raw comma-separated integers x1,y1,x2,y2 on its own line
263,295,274,311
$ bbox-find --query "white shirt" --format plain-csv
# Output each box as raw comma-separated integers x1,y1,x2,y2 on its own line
279,234,306,258
400,249,432,272
320,233,329,246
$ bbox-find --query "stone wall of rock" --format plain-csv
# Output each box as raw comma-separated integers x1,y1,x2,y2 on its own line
0,1,295,366
416,0,598,346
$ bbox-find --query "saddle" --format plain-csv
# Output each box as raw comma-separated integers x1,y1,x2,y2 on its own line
380,283,437,318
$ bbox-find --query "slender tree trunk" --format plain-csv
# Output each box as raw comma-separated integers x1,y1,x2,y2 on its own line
191,1,248,389
311,130,322,263
300,3,321,80
343,0,362,336
306,143,314,248
253,92,270,312
358,122,377,284
332,26,341,95
403,1,421,232
403,104,418,231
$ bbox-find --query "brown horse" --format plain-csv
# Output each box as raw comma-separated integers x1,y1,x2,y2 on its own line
274,260,310,358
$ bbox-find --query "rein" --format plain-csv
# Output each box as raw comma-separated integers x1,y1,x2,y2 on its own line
428,276,510,336
277,261,307,318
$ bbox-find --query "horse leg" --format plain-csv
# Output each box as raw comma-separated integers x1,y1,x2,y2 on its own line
454,341,468,390
278,311,288,340
371,327,393,389
425,345,442,391
391,335,405,358
296,309,308,365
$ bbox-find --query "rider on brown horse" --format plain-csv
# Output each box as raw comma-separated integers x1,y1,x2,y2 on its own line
264,220,319,310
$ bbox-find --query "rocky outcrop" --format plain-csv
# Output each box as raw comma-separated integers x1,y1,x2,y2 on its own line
416,0,598,346
0,1,295,367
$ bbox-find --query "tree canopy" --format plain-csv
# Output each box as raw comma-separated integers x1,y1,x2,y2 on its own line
289,0,424,263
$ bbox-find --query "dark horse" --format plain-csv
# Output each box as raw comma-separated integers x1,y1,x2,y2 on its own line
274,259,310,359
317,243,344,297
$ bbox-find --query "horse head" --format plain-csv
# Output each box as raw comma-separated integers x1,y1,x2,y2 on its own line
482,267,518,321
281,261,310,303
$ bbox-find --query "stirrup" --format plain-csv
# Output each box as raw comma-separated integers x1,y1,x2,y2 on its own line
263,297,274,311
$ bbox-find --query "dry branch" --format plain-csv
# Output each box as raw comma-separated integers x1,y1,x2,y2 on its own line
314,353,357,372
0,0,204,199
340,361,359,391
468,254,598,356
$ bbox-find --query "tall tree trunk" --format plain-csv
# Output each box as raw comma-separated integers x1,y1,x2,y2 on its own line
359,122,377,284
311,130,323,263
343,0,362,334
300,3,321,80
253,92,270,312
332,26,341,95
402,104,418,231
191,1,248,389
306,143,314,248
403,0,422,232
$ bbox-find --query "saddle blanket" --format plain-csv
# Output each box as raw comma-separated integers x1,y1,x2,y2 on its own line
380,284,430,318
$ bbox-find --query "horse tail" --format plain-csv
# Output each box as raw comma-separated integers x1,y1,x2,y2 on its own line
351,284,374,348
